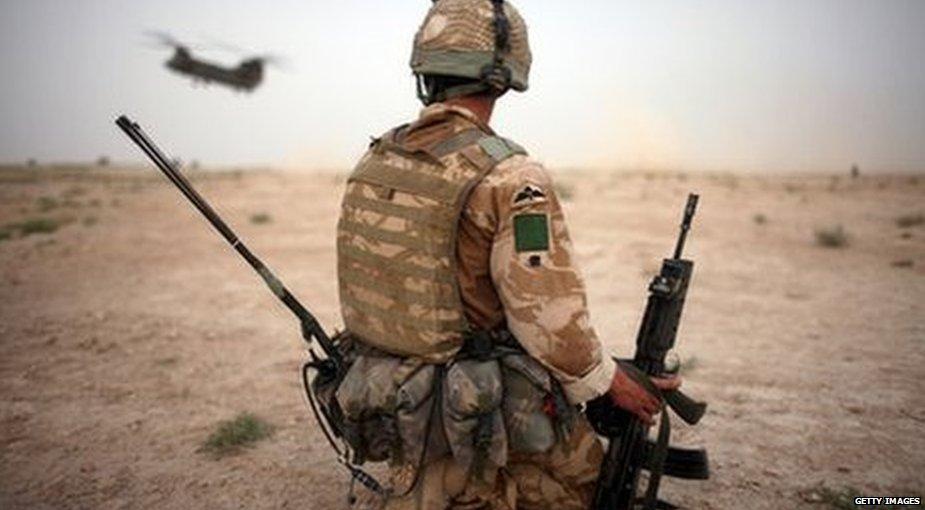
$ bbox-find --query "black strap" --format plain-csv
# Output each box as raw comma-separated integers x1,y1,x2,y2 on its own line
481,0,512,92
490,0,510,55
642,412,671,510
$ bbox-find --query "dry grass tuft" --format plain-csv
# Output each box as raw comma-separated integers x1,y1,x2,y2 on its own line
250,213,273,225
199,412,273,458
895,213,924,229
36,196,59,212
1,217,71,241
814,225,849,248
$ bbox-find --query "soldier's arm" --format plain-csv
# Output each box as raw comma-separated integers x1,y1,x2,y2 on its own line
471,156,616,404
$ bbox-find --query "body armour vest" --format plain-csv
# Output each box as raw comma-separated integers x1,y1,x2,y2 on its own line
337,125,526,362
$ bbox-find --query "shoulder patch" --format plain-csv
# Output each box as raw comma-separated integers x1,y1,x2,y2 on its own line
478,136,528,163
513,213,550,252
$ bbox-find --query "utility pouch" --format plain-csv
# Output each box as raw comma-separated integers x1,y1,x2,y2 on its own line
500,354,558,454
307,331,357,448
443,358,507,480
396,364,447,466
336,352,405,463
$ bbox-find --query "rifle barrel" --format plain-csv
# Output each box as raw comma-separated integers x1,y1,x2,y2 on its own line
672,193,699,260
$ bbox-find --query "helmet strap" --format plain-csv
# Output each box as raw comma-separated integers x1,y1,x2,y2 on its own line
417,74,493,105
481,0,512,94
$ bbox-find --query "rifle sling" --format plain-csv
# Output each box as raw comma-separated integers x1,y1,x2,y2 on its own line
642,413,671,510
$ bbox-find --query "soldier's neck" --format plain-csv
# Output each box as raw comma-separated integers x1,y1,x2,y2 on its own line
443,95,496,126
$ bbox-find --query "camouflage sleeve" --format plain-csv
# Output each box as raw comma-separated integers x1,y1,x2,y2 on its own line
470,155,616,404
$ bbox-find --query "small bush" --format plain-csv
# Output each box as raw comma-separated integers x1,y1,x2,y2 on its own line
814,225,849,248
250,213,272,225
36,196,59,212
0,217,69,239
82,216,98,227
154,356,179,367
17,217,64,236
753,213,767,225
895,213,924,229
818,486,861,509
63,186,87,198
200,412,273,457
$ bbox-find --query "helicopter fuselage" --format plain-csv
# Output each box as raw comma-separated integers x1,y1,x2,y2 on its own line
165,48,263,92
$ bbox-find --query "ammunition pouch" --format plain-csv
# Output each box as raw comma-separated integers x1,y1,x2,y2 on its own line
330,329,574,483
306,330,356,452
500,353,568,454
336,341,441,464
443,358,506,480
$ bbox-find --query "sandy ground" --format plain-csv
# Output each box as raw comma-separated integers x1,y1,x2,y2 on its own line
0,165,923,509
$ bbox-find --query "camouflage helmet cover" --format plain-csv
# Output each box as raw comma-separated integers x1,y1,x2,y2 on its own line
411,0,532,94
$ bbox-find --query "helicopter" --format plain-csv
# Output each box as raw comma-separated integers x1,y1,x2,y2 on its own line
146,31,282,92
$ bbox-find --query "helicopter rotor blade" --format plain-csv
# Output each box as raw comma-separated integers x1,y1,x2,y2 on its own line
252,54,291,71
144,30,183,48
143,30,203,51
201,35,253,56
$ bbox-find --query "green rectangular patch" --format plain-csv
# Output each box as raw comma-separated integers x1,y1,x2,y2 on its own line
514,214,550,252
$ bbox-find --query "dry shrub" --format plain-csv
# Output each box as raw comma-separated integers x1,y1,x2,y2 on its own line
814,225,849,248
250,213,272,225
199,412,273,458
895,213,924,229
3,217,69,238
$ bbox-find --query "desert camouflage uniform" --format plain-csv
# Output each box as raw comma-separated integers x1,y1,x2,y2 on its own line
338,103,614,510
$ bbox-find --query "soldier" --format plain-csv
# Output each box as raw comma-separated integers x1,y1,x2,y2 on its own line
335,1,680,508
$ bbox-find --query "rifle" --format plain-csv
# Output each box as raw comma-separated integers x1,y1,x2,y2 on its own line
586,194,710,510
114,115,383,495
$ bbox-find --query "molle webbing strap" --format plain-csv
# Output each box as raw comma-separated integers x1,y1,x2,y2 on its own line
342,195,455,229
346,318,461,361
351,161,461,203
339,267,458,309
338,245,455,285
345,295,467,333
339,221,450,257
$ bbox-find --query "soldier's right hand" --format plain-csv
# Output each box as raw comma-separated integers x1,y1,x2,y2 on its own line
608,366,665,425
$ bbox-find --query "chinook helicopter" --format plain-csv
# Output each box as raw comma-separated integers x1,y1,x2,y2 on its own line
146,31,282,92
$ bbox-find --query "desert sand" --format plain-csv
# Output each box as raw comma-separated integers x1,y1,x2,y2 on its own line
1,165,923,509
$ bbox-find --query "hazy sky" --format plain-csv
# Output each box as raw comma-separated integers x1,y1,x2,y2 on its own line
1,0,923,173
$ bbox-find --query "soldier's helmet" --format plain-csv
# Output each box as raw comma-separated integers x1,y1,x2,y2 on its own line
411,0,532,105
